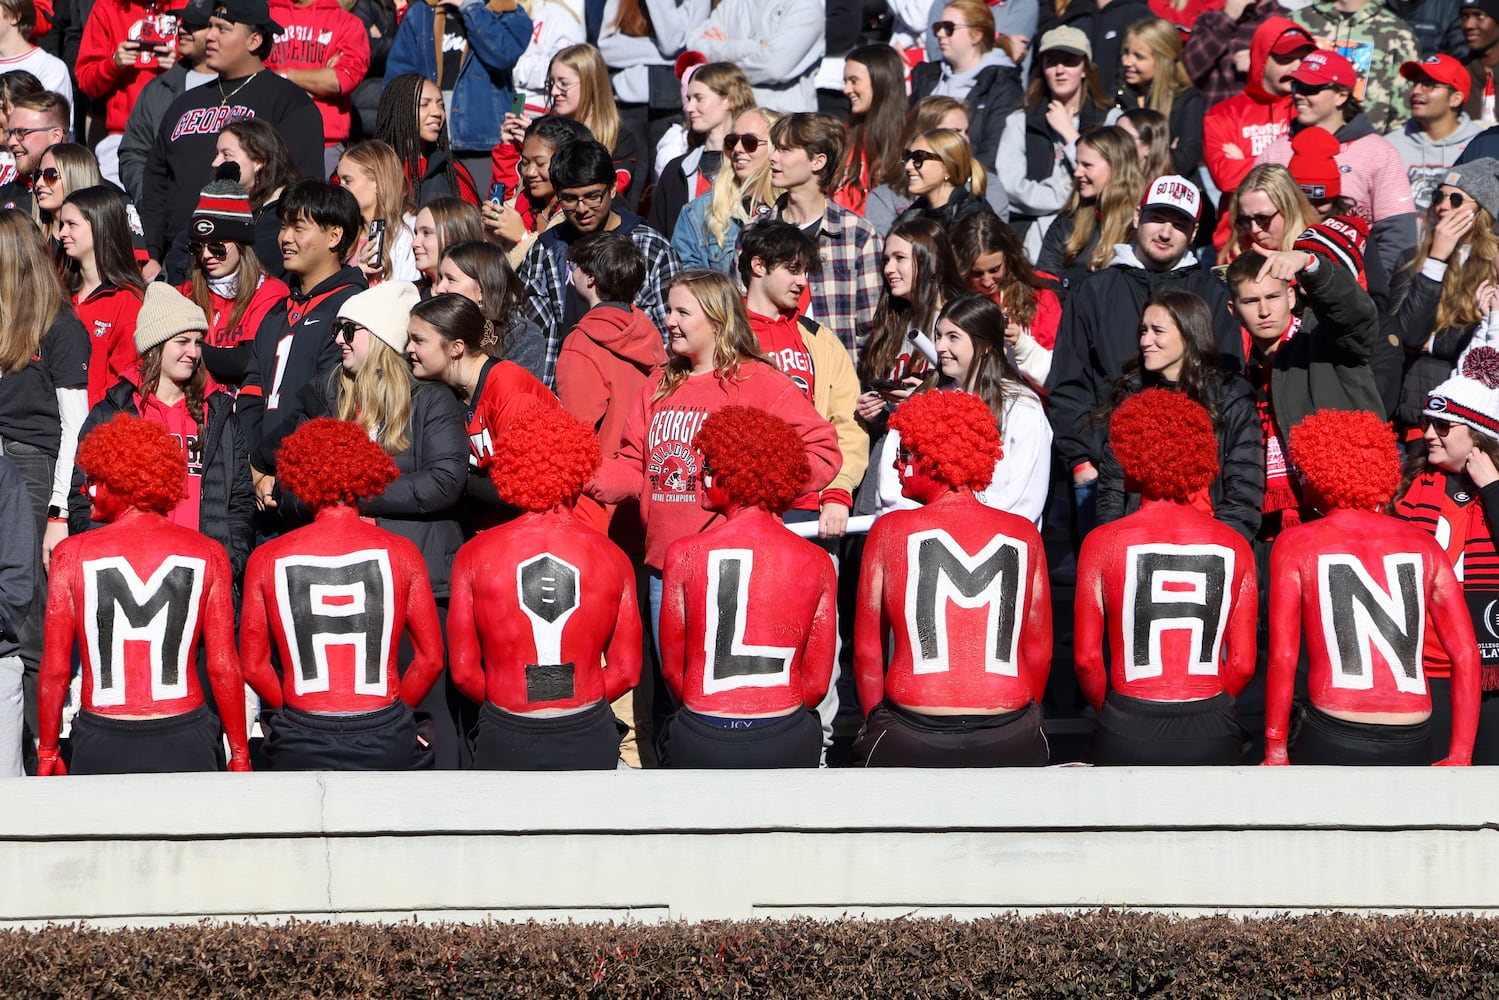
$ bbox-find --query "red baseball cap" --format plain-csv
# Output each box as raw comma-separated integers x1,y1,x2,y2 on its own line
1268,25,1316,57
1400,54,1472,102
1288,49,1357,90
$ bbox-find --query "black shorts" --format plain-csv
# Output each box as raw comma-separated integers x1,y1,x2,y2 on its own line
1089,690,1244,766
263,701,433,771
657,707,821,769
69,704,225,774
1289,704,1431,766
471,699,623,770
852,701,1049,767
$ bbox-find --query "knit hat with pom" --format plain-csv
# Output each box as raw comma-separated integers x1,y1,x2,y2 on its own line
1426,346,1499,441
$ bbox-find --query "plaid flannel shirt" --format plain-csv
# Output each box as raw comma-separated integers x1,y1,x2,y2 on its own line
773,195,883,363
521,208,680,388
1182,2,1290,108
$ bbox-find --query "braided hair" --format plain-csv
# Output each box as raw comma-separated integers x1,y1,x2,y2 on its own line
375,74,460,205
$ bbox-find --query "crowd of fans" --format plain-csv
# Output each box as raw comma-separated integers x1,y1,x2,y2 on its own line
4,0,1499,773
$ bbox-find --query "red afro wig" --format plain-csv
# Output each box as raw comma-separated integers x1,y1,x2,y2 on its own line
76,415,186,515
1289,409,1399,510
278,418,399,509
693,406,810,513
888,390,1001,491
1110,389,1219,501
489,403,601,511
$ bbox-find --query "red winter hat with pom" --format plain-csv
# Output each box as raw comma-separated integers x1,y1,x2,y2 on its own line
1288,127,1342,201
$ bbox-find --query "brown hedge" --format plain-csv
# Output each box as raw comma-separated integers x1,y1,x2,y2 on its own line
3,911,1499,999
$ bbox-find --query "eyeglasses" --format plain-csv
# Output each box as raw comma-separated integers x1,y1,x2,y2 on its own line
557,187,609,209
189,240,229,259
334,319,361,344
544,78,576,93
1291,80,1334,96
724,133,764,154
34,166,60,183
1425,416,1455,435
931,20,977,36
3,126,53,141
901,149,942,168
1234,209,1281,231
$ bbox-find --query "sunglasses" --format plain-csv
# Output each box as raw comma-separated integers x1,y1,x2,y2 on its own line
1234,210,1280,231
1440,190,1467,210
902,149,942,168
189,240,229,259
1291,80,1334,96
723,132,763,154
34,166,60,183
1426,416,1455,435
931,20,977,36
334,319,361,344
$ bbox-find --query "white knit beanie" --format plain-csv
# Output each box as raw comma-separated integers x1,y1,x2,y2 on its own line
1426,346,1499,441
336,281,420,355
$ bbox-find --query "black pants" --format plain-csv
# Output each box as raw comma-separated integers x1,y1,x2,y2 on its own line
70,705,225,774
1089,691,1244,766
1426,678,1499,764
852,701,1049,767
264,701,432,771
657,707,821,769
471,700,622,770
6,439,49,767
1289,704,1431,766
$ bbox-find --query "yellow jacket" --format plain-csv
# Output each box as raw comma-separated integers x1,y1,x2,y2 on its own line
800,317,869,503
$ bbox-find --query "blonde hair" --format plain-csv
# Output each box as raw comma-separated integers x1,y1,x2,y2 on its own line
1124,17,1194,119
1228,164,1319,258
1064,126,1143,271
551,44,621,153
915,128,986,197
0,209,65,373
336,336,414,454
686,63,756,149
706,108,781,250
341,140,414,283
35,142,103,230
654,270,773,400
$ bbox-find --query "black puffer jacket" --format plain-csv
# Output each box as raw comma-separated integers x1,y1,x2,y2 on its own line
1390,246,1477,430
264,371,469,599
909,58,1023,169
892,185,994,230
69,377,255,580
1096,372,1266,542
1046,245,1245,471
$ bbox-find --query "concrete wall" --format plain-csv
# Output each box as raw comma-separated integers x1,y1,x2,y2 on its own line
3,768,1498,927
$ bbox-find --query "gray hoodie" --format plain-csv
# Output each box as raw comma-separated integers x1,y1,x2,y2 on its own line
1386,113,1485,214
931,48,1015,103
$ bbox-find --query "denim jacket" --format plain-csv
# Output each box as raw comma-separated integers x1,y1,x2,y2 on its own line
385,0,533,151
672,192,770,274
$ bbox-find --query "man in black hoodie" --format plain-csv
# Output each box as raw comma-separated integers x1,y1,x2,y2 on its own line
140,0,324,281
1046,174,1245,534
239,180,366,513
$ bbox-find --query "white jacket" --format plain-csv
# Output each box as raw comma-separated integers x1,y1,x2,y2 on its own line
689,0,824,113
512,0,586,110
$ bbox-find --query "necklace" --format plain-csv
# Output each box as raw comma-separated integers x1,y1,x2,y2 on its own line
217,71,260,107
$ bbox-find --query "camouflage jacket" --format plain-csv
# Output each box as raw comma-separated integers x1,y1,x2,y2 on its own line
1291,1,1421,135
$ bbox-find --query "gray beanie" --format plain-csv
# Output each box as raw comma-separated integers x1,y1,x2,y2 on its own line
1442,157,1499,218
